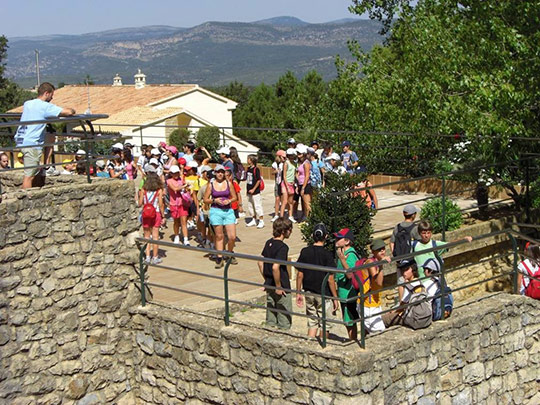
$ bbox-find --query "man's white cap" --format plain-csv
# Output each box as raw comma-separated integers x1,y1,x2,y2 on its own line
295,144,308,154
169,165,180,174
112,143,123,150
150,148,160,155
286,148,297,155
186,160,199,168
216,146,230,155
149,158,160,166
325,152,341,161
75,149,86,155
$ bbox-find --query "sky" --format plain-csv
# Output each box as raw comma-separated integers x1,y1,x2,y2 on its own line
4,0,366,38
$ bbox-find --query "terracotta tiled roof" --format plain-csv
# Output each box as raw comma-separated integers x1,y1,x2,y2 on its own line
10,84,197,114
79,106,184,133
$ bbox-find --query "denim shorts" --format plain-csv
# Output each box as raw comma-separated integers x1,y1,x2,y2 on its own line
209,207,236,226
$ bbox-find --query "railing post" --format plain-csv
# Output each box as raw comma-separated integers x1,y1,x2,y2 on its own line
441,175,446,241
525,158,531,224
320,273,330,348
139,244,147,306
359,288,366,349
223,257,232,326
509,233,519,294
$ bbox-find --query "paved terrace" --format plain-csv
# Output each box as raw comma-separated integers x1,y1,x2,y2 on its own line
147,180,490,320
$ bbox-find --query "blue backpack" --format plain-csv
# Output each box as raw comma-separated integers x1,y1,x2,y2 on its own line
431,278,454,321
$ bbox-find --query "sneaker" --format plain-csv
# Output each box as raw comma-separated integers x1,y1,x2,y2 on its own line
246,219,257,227
173,235,180,244
239,212,246,218
183,238,190,246
151,257,163,265
215,259,224,269
257,220,265,229
187,219,195,230
45,166,60,176
235,219,238,225
229,257,238,265
145,256,151,264
271,216,279,222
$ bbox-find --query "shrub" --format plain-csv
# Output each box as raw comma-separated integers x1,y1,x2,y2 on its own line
196,126,220,152
530,178,540,209
420,197,463,234
301,172,373,256
168,129,190,149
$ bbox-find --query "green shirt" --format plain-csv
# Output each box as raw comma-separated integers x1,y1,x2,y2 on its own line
335,247,359,324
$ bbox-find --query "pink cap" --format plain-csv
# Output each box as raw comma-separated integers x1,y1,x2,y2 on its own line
276,149,286,158
167,145,178,155
158,141,167,148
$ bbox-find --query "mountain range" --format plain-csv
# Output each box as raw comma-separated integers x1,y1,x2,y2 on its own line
6,17,383,88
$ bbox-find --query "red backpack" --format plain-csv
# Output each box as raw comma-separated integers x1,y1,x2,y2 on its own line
142,191,159,221
522,261,540,299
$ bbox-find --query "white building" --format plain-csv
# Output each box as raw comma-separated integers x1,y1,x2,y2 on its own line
13,71,258,162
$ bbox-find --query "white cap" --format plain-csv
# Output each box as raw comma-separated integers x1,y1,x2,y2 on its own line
296,144,307,154
161,153,169,161
186,160,198,168
169,165,180,174
287,137,296,144
149,158,160,166
326,152,341,161
133,152,141,158
112,143,123,150
76,149,86,155
216,146,230,155
286,148,297,155
95,160,105,169
150,148,160,155
307,147,315,154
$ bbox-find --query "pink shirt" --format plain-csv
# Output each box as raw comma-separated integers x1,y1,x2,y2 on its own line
167,177,184,207
297,161,307,185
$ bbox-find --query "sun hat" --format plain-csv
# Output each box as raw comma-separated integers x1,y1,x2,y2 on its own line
287,137,296,144
216,146,230,155
403,204,418,215
149,158,160,166
326,152,341,161
334,228,355,241
95,160,106,169
166,145,178,155
112,143,123,150
150,148,160,155
286,148,297,156
144,164,157,173
75,149,86,155
214,164,226,172
370,239,386,251
296,144,308,154
423,258,441,274
276,150,286,158
186,160,198,168
200,165,213,173
169,165,180,174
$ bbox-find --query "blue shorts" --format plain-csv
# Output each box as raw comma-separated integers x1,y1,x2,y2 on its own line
209,207,236,226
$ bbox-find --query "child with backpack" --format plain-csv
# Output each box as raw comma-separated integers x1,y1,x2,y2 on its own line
138,169,165,264
166,165,190,246
518,243,540,299
382,259,433,330
413,220,472,283
423,258,454,320
347,238,390,335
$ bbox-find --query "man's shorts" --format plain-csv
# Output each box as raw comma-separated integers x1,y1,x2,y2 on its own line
305,294,334,330
170,204,188,219
23,147,42,177
209,207,236,226
358,305,386,333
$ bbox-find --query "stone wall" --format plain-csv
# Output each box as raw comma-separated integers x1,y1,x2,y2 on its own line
130,293,540,404
0,178,141,403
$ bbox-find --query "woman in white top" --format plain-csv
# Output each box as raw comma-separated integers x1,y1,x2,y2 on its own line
518,244,540,296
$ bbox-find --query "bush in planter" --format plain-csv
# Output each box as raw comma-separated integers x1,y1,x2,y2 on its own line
196,126,220,152
301,171,373,257
420,197,463,234
168,129,190,149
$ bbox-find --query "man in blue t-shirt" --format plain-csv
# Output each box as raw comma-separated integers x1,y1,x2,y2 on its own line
15,82,75,189
340,140,360,174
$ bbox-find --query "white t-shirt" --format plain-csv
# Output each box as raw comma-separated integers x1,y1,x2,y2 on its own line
402,280,424,304
272,161,283,185
518,259,537,295
424,278,439,299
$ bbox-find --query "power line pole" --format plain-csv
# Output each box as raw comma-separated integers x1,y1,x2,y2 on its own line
34,49,41,88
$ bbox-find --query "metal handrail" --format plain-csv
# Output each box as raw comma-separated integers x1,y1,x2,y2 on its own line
135,228,538,348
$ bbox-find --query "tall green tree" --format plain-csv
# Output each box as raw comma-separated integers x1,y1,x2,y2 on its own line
347,0,540,202
0,36,33,113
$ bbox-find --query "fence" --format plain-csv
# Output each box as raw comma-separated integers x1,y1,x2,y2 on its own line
136,227,539,349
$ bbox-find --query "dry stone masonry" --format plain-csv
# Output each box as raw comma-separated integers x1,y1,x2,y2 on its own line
0,171,538,404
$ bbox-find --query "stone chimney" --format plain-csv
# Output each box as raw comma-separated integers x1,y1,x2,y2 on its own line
112,73,122,86
134,69,146,89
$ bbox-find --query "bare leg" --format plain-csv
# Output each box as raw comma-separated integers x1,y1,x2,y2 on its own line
214,225,224,259
180,216,188,238
224,223,236,252
151,226,160,258
144,227,152,258
22,176,34,189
